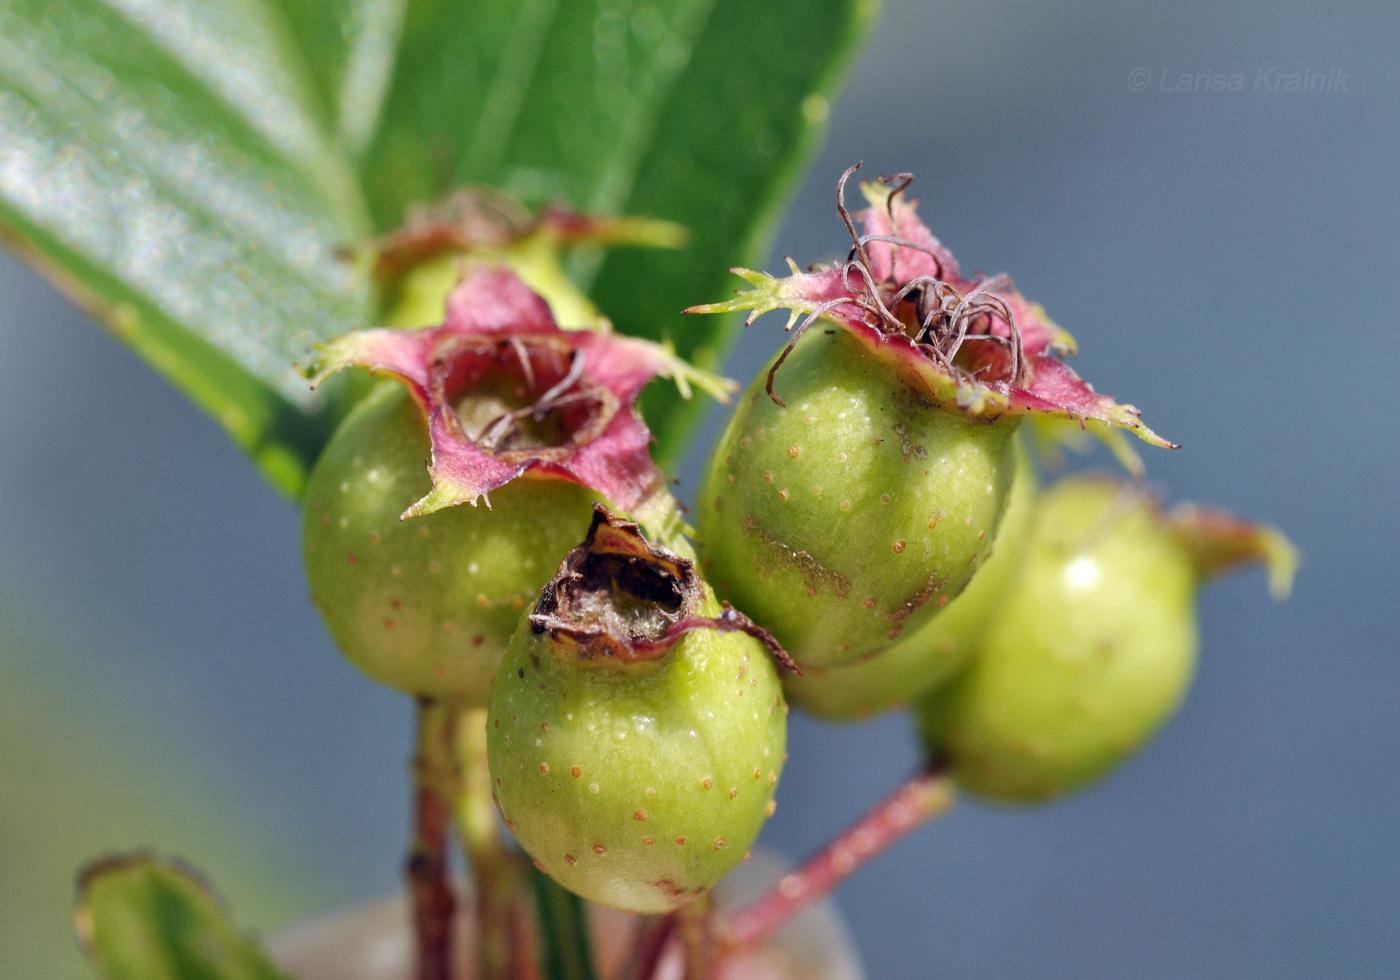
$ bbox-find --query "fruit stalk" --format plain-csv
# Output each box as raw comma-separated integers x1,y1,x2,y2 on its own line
720,765,955,952
456,705,529,980
410,697,461,980
618,915,677,980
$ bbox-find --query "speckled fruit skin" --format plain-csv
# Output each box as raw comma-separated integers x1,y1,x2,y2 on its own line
488,594,786,914
302,384,599,701
783,440,1038,720
916,476,1198,803
699,328,1018,670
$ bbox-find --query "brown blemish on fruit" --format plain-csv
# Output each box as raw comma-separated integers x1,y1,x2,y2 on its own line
429,560,442,573
346,553,358,566
881,493,891,504
811,486,822,496
892,540,907,553
977,530,987,541
702,778,714,789
762,470,774,483
493,719,500,728
541,723,550,732
740,436,751,449
643,836,655,846
675,836,688,845
768,772,778,785
766,799,777,816
863,597,877,609
788,445,801,459
634,809,648,821
753,768,762,779
471,633,483,645
777,489,790,501
713,837,727,850
383,618,395,629
646,788,657,799
565,854,577,865
729,788,738,800
741,514,851,598
713,495,723,511
539,763,549,774
589,783,600,793
886,567,951,629
571,766,582,778
839,500,851,511
592,844,608,855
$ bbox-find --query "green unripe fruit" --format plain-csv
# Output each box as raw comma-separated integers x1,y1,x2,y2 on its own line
699,328,1018,669
783,439,1038,719
302,384,599,701
916,475,1294,802
489,509,786,913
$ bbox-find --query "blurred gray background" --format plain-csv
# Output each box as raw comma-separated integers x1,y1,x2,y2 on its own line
3,0,1397,976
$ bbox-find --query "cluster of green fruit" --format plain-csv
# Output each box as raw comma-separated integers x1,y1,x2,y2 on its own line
300,173,1292,917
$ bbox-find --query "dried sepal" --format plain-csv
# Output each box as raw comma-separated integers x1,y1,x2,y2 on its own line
307,267,733,517
688,166,1173,449
367,187,687,282
1168,503,1299,599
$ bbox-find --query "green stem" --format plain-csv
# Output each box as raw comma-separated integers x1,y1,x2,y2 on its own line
410,697,460,980
455,705,529,980
529,864,600,980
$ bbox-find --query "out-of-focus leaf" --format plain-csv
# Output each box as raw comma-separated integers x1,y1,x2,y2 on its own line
2,0,878,495
0,0,376,497
591,0,882,462
363,0,880,460
77,855,292,980
268,0,408,160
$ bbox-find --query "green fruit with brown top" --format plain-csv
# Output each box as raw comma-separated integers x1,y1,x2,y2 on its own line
489,509,786,913
699,328,1019,670
302,383,599,701
916,475,1295,802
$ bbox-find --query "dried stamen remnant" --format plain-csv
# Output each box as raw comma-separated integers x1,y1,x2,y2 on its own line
446,340,615,459
531,507,702,661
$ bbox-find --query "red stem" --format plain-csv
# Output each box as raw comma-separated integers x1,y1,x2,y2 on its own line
720,766,955,951
619,915,677,980
410,698,459,980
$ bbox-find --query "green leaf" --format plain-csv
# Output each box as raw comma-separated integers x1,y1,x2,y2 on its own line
590,0,882,462
0,0,376,497
362,0,880,461
77,855,292,980
2,0,877,496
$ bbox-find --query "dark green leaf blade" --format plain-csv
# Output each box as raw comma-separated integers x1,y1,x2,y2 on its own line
77,855,292,980
268,0,409,161
591,0,881,462
363,0,878,461
0,0,375,496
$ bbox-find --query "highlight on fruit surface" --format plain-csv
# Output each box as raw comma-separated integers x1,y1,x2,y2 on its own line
915,475,1298,803
302,266,732,700
691,165,1172,670
488,507,789,914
